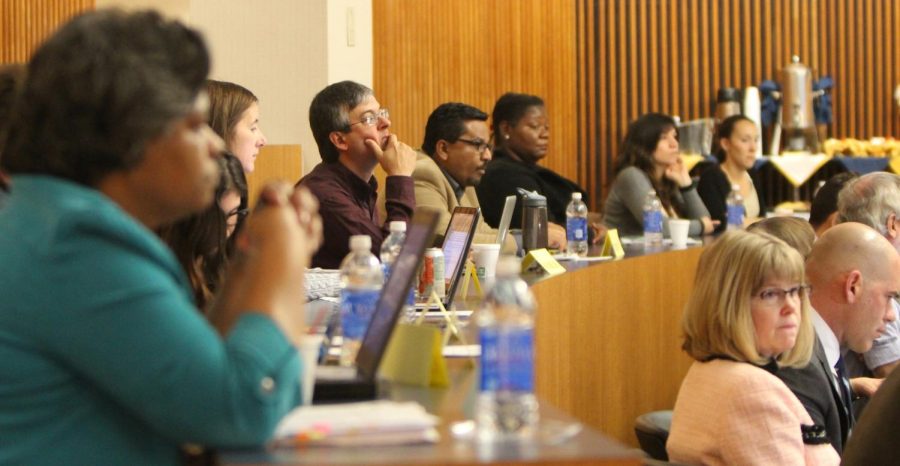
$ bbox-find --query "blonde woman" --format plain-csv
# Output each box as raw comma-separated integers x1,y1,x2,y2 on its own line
667,230,839,465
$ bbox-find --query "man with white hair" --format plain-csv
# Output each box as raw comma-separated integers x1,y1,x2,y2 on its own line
836,171,900,379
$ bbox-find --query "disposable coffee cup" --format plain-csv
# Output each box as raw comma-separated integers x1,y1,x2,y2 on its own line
470,243,501,292
668,219,691,249
298,334,324,405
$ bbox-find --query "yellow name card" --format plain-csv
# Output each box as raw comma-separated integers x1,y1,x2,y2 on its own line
521,248,567,276
600,228,626,258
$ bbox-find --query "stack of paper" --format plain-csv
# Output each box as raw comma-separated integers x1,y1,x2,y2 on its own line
272,400,440,447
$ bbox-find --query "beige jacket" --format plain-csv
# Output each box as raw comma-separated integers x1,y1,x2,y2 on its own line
412,153,517,253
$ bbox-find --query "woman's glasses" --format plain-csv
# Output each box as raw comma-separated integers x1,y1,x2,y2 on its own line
753,285,810,307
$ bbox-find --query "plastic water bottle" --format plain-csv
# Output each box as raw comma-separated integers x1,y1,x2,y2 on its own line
476,256,539,441
565,192,589,257
643,189,663,246
338,235,383,366
726,184,745,230
380,221,414,315
380,221,406,277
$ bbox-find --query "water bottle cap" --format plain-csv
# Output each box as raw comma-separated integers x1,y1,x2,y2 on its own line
495,256,521,276
389,221,406,232
349,235,372,250
517,188,547,207
571,192,582,200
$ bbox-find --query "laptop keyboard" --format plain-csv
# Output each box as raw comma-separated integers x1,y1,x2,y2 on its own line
306,269,342,300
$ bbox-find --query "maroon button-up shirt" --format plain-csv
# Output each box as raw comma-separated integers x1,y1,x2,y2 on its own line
298,162,415,269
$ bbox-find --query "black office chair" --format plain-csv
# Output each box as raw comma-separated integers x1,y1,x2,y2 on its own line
634,410,672,461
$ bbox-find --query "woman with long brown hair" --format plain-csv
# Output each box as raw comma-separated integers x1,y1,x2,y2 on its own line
604,113,716,237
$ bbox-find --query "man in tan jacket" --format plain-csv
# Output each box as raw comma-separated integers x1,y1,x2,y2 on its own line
415,102,516,252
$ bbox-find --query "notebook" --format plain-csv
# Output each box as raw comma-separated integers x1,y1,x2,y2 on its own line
312,210,439,403
415,206,480,310
495,195,517,246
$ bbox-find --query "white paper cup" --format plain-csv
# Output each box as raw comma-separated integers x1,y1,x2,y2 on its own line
298,334,324,405
668,219,691,249
470,243,501,292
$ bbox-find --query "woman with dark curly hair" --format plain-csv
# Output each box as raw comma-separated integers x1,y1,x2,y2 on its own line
0,10,321,464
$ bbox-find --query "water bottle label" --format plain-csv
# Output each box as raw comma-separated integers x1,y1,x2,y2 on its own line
480,328,534,392
727,205,745,226
566,217,588,241
339,288,380,339
643,210,662,234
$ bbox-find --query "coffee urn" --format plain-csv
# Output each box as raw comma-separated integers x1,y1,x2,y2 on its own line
778,56,820,152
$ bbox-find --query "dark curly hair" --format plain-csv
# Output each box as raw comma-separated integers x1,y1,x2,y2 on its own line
1,9,210,187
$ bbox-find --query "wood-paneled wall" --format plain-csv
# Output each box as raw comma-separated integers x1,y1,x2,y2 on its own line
372,0,582,198
0,0,94,63
580,0,900,202
245,144,303,206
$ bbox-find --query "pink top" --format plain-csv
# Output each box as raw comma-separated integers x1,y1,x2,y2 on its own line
667,359,840,466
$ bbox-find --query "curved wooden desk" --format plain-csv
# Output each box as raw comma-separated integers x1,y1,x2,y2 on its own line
532,245,704,446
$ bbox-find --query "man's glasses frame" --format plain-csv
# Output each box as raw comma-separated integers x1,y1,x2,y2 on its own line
456,138,493,154
349,108,390,127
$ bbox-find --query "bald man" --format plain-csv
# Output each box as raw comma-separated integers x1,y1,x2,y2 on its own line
776,222,900,455
837,172,900,380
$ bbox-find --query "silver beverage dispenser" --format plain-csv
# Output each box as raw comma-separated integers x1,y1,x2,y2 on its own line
777,56,820,153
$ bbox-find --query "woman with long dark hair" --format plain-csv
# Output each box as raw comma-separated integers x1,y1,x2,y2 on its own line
604,113,716,237
158,153,247,311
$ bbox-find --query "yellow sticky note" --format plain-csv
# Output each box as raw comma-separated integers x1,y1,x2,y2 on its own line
601,229,626,258
521,248,567,276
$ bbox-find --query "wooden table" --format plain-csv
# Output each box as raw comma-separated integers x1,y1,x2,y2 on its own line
532,243,704,447
222,361,641,465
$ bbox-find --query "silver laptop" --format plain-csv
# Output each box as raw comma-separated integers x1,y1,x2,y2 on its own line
415,206,480,310
495,195,517,246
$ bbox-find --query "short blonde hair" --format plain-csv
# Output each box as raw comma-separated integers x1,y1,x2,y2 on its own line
746,216,816,258
682,230,814,368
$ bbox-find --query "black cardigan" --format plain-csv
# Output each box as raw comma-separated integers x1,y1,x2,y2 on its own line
697,165,766,234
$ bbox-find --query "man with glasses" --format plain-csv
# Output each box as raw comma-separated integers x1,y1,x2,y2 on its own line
299,81,416,268
775,222,900,455
414,103,515,251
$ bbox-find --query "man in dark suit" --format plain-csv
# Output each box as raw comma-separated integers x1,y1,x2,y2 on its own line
775,222,900,454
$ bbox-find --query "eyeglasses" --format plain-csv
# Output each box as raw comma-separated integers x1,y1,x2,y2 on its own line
457,138,494,154
349,108,390,127
226,207,249,221
753,285,810,307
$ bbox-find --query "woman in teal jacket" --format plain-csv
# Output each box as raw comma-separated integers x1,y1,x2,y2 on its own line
0,10,321,466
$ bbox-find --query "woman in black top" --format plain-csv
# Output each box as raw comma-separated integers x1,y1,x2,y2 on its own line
477,93,600,248
698,115,766,233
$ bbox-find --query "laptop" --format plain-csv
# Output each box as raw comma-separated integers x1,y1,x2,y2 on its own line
495,195,517,246
312,210,439,403
415,206,480,310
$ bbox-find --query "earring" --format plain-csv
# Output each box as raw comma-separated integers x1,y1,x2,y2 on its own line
504,134,510,140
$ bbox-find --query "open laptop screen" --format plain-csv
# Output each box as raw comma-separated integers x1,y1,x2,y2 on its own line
441,207,480,305
495,195,517,246
355,210,438,380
